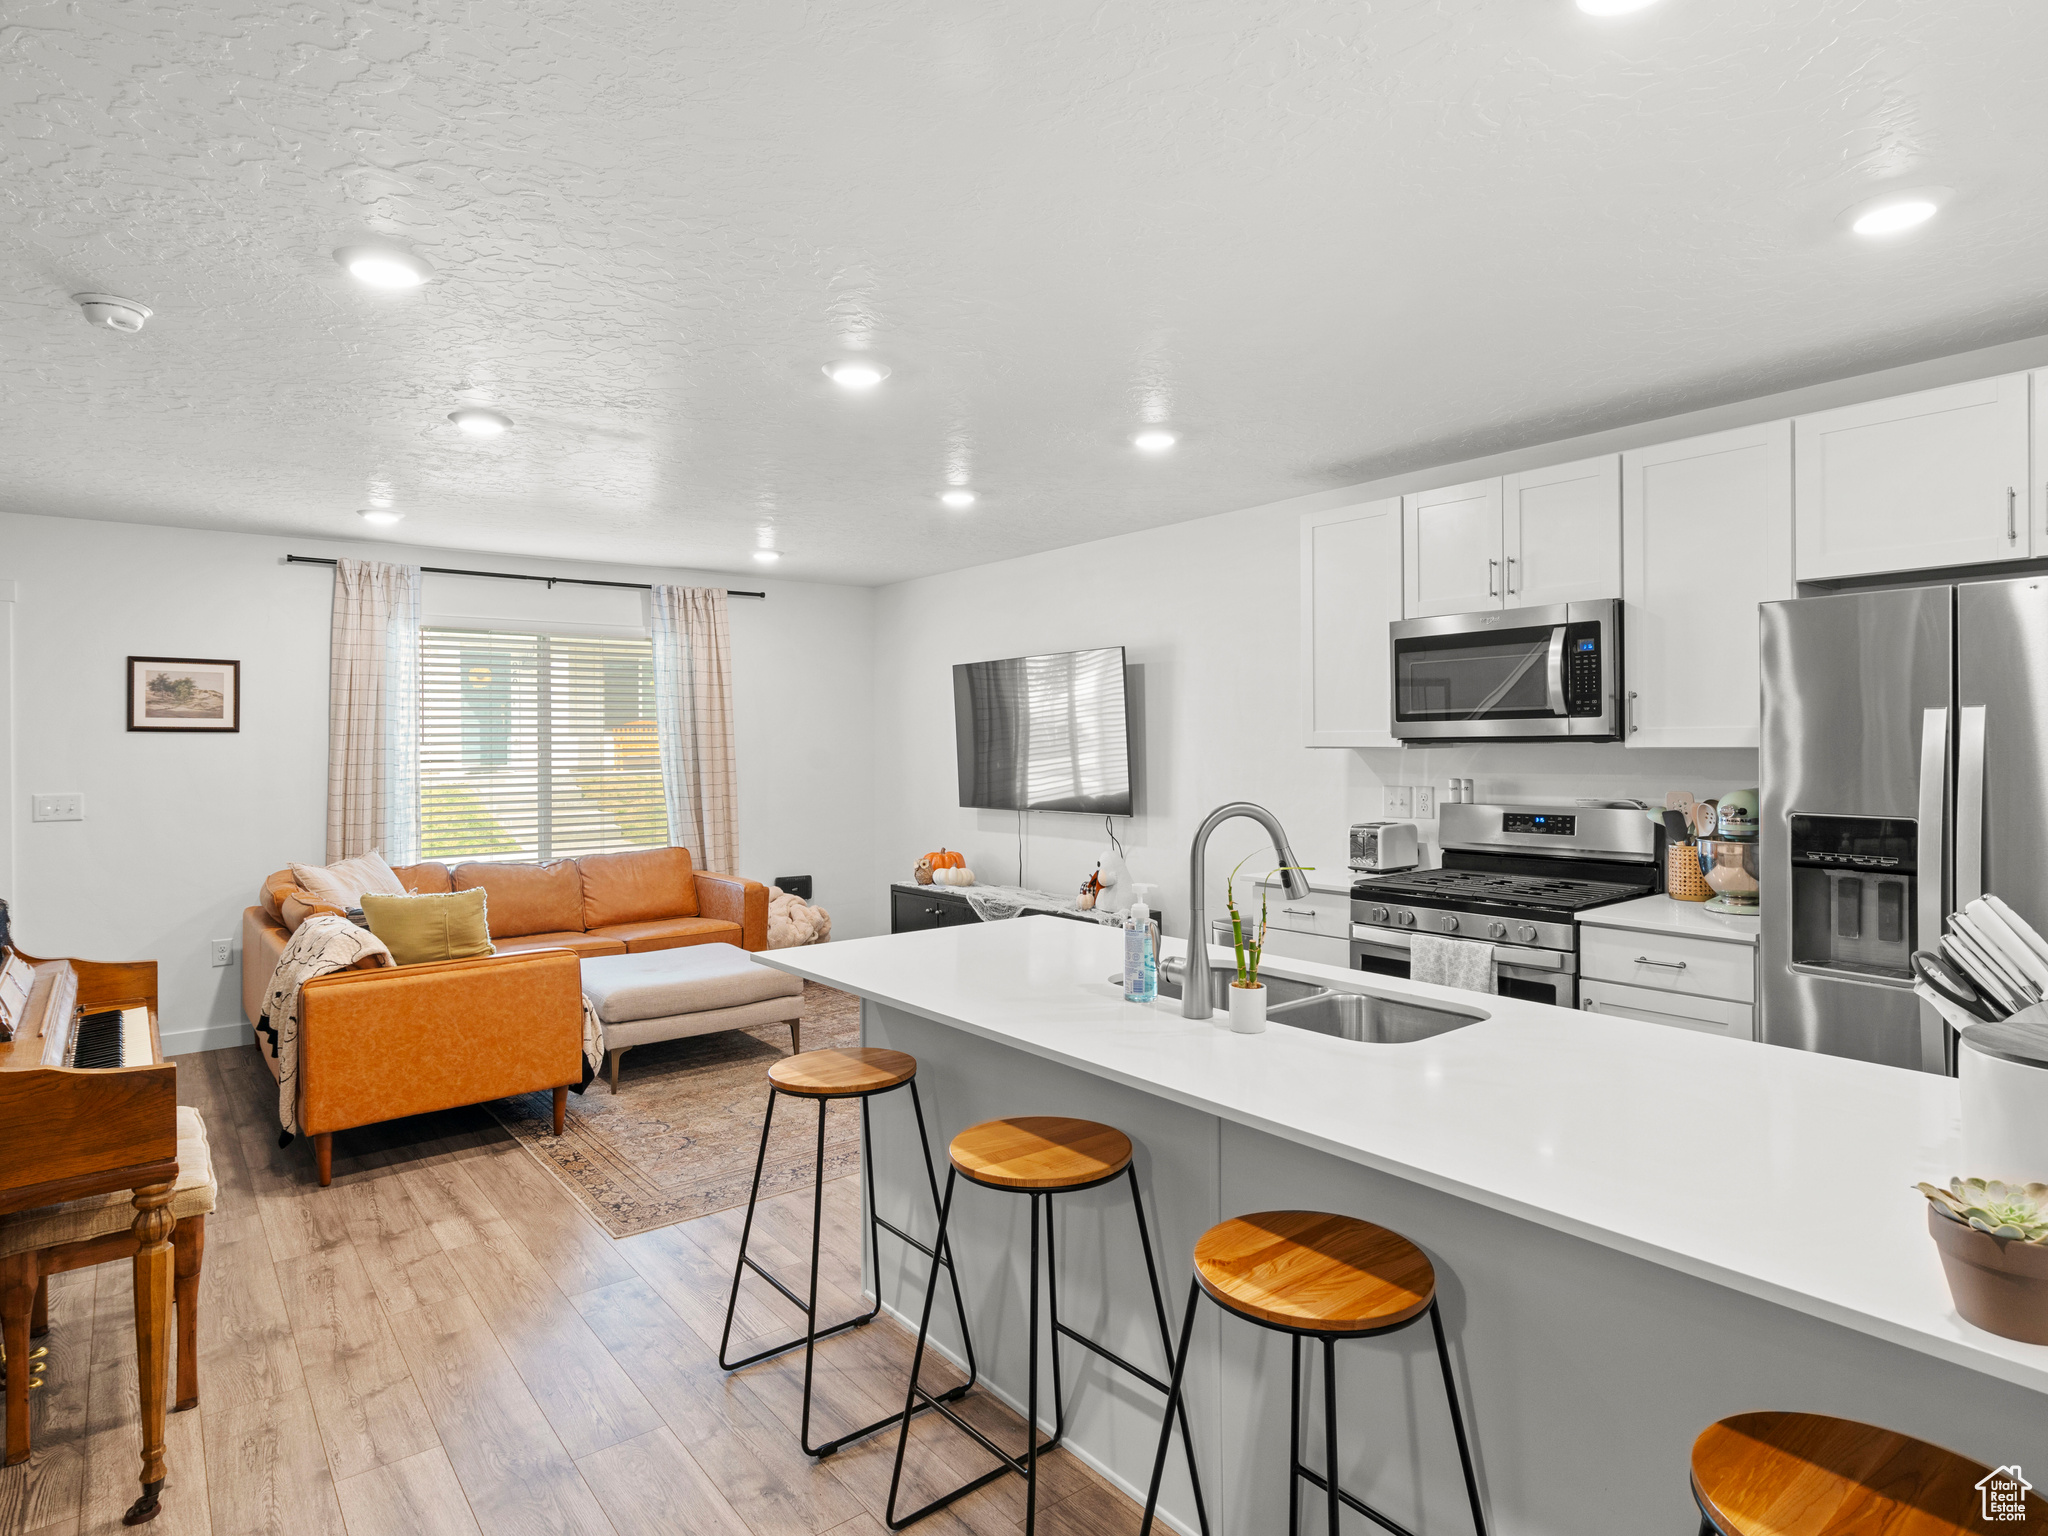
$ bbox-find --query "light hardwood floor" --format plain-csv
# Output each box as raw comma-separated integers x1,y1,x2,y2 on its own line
1,1045,1146,1536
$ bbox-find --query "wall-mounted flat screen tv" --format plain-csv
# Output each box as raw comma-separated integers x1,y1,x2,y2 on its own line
953,646,1132,815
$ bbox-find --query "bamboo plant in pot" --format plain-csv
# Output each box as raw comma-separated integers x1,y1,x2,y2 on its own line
1222,856,1315,1035
1917,1177,2048,1343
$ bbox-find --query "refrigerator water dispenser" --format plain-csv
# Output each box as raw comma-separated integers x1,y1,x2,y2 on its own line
1788,814,1918,981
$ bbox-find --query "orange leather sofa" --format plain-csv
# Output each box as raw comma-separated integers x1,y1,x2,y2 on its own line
239,847,769,1185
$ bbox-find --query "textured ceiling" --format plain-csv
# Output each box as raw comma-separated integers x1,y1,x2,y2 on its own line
4,0,2046,585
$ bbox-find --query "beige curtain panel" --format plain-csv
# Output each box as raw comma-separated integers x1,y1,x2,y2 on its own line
651,584,740,873
325,558,422,864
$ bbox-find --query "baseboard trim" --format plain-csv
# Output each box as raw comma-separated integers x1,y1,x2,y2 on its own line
163,1022,255,1058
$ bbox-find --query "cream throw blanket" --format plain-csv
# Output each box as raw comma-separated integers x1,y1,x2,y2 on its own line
256,913,393,1144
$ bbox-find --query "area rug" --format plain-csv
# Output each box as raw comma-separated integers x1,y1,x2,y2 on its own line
489,980,863,1238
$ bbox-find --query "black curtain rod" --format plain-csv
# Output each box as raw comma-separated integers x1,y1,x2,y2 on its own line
284,553,766,598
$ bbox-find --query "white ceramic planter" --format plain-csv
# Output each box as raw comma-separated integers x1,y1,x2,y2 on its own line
1228,981,1267,1034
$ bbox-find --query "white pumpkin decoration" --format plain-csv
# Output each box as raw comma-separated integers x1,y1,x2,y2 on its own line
932,866,976,887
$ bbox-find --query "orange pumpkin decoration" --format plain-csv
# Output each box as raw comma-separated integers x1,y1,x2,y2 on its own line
923,848,965,871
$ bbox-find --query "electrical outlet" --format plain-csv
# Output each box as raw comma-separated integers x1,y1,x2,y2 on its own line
32,793,84,822
1384,785,1413,818
209,940,233,967
1413,785,1435,819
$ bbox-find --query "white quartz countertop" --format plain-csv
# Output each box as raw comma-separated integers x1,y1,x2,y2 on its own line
1576,892,1762,945
757,917,2048,1396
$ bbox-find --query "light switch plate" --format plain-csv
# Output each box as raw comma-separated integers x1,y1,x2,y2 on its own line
209,940,233,967
32,793,84,822
1413,785,1436,819
1383,785,1413,818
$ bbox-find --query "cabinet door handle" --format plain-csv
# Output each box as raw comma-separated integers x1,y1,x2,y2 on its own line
1281,906,1317,917
1488,558,1499,597
1627,690,1639,735
1507,554,1518,593
1634,955,1687,970
2009,486,2018,543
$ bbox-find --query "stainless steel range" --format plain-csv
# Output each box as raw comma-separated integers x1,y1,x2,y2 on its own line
1350,802,1661,1006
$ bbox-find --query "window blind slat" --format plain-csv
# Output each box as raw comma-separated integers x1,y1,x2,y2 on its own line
418,627,667,863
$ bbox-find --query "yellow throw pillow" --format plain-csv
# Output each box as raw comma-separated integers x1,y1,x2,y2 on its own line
359,889,495,967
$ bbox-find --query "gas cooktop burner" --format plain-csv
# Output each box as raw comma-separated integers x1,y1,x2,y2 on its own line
1355,868,1643,913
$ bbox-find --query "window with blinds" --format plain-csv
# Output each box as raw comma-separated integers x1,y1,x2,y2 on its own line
418,628,668,862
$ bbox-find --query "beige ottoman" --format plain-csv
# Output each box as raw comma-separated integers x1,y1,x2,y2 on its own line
580,945,806,1091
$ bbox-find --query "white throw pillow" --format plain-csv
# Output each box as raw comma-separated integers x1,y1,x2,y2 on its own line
291,850,407,910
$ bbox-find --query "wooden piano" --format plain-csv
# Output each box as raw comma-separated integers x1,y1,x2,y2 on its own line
1,945,180,1526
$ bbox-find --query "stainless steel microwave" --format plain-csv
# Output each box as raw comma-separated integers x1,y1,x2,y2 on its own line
1389,599,1622,742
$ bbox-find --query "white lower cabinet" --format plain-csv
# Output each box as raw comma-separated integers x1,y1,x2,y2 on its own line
1580,979,1754,1040
1260,927,1352,968
1579,925,1756,1039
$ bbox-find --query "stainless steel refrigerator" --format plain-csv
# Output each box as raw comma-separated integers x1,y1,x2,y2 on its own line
1760,577,2048,1073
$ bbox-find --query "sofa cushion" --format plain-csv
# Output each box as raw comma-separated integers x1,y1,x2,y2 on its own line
491,931,629,959
391,861,454,894
452,860,585,938
580,943,802,1024
259,868,298,922
589,917,744,954
361,889,495,967
579,846,700,927
292,850,408,909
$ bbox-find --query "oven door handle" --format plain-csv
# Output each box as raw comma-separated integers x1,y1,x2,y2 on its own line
1350,926,1567,971
1546,625,1568,716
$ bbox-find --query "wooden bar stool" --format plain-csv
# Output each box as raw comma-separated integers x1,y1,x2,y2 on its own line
886,1117,1209,1535
719,1046,976,1457
1692,1411,2047,1534
1140,1209,1487,1536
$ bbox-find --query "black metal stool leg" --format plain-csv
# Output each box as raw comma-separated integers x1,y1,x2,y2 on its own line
1289,1334,1303,1536
1126,1167,1212,1536
907,1082,978,1393
1026,1192,1043,1534
1139,1277,1202,1536
1322,1335,1340,1536
1429,1300,1488,1536
796,1098,831,1454
717,1087,779,1369
1040,1194,1067,1452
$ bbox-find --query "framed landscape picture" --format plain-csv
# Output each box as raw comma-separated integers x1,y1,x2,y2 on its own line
128,656,240,732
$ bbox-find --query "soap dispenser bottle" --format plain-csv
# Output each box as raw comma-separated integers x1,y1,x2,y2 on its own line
1124,900,1158,1003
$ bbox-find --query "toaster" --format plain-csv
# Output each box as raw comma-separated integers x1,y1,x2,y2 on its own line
1349,821,1420,873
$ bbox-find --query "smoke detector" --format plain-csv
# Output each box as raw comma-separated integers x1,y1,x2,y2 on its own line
73,294,152,333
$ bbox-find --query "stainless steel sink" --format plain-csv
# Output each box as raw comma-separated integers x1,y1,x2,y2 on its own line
1154,960,1328,1009
1266,990,1479,1045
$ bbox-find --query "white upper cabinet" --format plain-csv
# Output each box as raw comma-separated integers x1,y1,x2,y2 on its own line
1622,420,1793,749
1402,478,1502,617
1794,373,2031,580
1300,497,1402,748
2032,369,2048,548
1500,455,1621,609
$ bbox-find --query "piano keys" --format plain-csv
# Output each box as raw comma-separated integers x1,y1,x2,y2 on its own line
1,944,178,1525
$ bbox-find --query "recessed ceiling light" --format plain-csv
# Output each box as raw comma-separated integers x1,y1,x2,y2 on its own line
333,244,433,289
824,361,889,390
448,407,512,437
753,549,782,564
940,489,976,509
1132,430,1178,454
1575,0,1660,13
357,508,403,525
1846,190,1946,237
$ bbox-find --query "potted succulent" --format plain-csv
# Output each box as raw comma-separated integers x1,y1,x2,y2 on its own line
1222,856,1315,1035
1917,1177,2048,1344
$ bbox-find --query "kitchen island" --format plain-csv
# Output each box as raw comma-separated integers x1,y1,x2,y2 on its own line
757,917,2045,1536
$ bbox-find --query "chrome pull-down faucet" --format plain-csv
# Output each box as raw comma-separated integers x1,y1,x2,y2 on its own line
1183,802,1311,1020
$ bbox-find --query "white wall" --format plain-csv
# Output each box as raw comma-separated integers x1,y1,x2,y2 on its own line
0,513,876,1054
